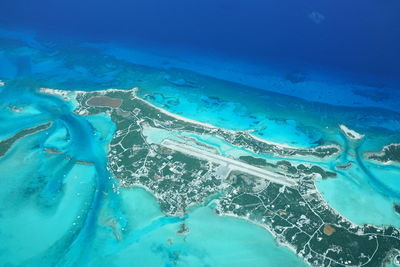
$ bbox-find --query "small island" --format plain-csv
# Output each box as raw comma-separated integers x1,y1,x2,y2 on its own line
367,144,400,164
0,122,52,158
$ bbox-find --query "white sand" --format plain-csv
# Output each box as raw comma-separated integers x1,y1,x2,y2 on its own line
40,87,339,152
339,124,364,140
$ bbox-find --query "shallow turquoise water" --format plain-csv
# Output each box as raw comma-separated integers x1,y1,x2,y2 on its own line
0,133,96,265
0,29,400,266
89,187,307,267
144,124,400,227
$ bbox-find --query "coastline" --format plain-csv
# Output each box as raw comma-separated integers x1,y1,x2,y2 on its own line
219,174,395,267
250,131,341,155
121,183,308,265
218,210,305,262
133,94,218,130
40,87,216,129
38,85,400,266
89,41,400,113
339,124,364,140
0,122,52,158
40,86,342,152
1,24,399,267
365,143,400,165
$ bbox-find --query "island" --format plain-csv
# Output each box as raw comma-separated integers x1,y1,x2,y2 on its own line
40,87,400,267
339,124,364,141
0,122,52,158
366,144,400,164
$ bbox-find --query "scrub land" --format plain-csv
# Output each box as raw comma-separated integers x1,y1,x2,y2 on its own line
37,87,400,267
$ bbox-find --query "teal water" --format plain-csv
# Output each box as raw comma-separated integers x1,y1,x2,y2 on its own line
0,132,97,265
0,29,400,266
143,124,400,227
88,187,307,267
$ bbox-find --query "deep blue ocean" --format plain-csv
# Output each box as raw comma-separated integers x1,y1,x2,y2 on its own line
1,1,400,266
1,0,400,84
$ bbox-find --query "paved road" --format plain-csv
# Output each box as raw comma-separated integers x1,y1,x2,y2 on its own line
161,139,297,187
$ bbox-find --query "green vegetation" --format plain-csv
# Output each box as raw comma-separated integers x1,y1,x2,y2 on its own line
239,155,268,166
394,203,400,216
218,173,400,266
0,122,52,158
44,88,400,267
367,144,400,163
239,155,337,179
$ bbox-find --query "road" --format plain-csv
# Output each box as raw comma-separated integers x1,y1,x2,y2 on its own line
161,139,297,187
